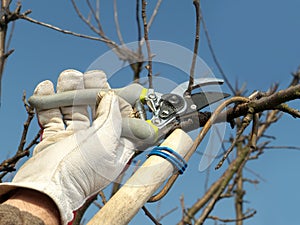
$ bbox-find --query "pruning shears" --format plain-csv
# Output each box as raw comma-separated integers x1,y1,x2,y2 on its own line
28,78,229,148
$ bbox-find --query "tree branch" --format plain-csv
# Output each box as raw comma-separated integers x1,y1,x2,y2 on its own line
142,206,162,225
201,8,235,94
274,103,300,118
19,14,114,44
187,0,201,95
113,0,125,45
142,0,153,88
208,209,256,223
0,93,39,180
217,83,300,123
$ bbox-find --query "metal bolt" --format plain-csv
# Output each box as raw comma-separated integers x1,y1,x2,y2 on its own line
153,118,161,125
161,109,170,117
148,93,157,100
190,104,197,110
169,95,179,104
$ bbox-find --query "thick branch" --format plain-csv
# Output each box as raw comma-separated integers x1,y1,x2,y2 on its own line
217,84,300,123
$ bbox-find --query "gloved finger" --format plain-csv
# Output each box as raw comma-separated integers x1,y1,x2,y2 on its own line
57,69,90,131
96,91,133,118
90,91,137,170
118,96,134,118
33,80,64,139
93,91,122,142
84,70,110,89
83,70,110,120
84,70,134,119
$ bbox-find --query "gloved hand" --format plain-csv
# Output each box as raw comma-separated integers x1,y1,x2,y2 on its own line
0,69,145,224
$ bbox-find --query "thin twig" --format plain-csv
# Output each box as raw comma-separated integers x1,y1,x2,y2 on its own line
71,0,104,37
19,14,115,44
242,178,259,185
132,0,143,82
25,132,40,152
20,12,140,62
147,0,162,30
85,0,104,34
148,173,179,202
187,0,201,95
142,206,162,225
208,209,256,223
139,0,163,46
113,0,125,45
5,19,14,52
136,0,142,42
70,0,141,63
274,103,300,118
142,0,153,88
180,195,186,223
264,146,300,151
0,93,37,180
17,92,35,153
204,164,210,192
215,126,232,165
261,134,276,140
99,191,107,205
244,166,267,183
96,0,100,27
215,108,254,170
201,9,235,94
0,0,11,99
157,206,178,221
256,110,280,141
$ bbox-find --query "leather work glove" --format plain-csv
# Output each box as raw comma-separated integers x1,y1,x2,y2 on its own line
0,69,151,224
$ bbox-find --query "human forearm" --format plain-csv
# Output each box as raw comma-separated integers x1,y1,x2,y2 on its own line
3,189,60,225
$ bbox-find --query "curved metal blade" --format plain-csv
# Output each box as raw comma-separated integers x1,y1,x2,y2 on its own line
191,92,230,110
171,78,224,96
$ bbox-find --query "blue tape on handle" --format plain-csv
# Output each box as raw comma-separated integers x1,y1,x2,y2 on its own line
148,146,188,174
153,146,187,167
148,150,185,174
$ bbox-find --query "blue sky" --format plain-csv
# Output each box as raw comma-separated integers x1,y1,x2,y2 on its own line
1,1,300,224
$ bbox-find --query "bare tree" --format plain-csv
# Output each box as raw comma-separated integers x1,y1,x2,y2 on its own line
0,1,300,225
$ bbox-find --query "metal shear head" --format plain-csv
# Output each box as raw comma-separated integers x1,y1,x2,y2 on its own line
145,77,230,128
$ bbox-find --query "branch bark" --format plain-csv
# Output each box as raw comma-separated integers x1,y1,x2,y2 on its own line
217,83,300,123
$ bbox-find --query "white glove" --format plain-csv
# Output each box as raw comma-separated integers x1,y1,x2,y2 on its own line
0,69,140,224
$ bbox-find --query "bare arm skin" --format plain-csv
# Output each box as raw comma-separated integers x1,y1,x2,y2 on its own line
4,189,60,225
